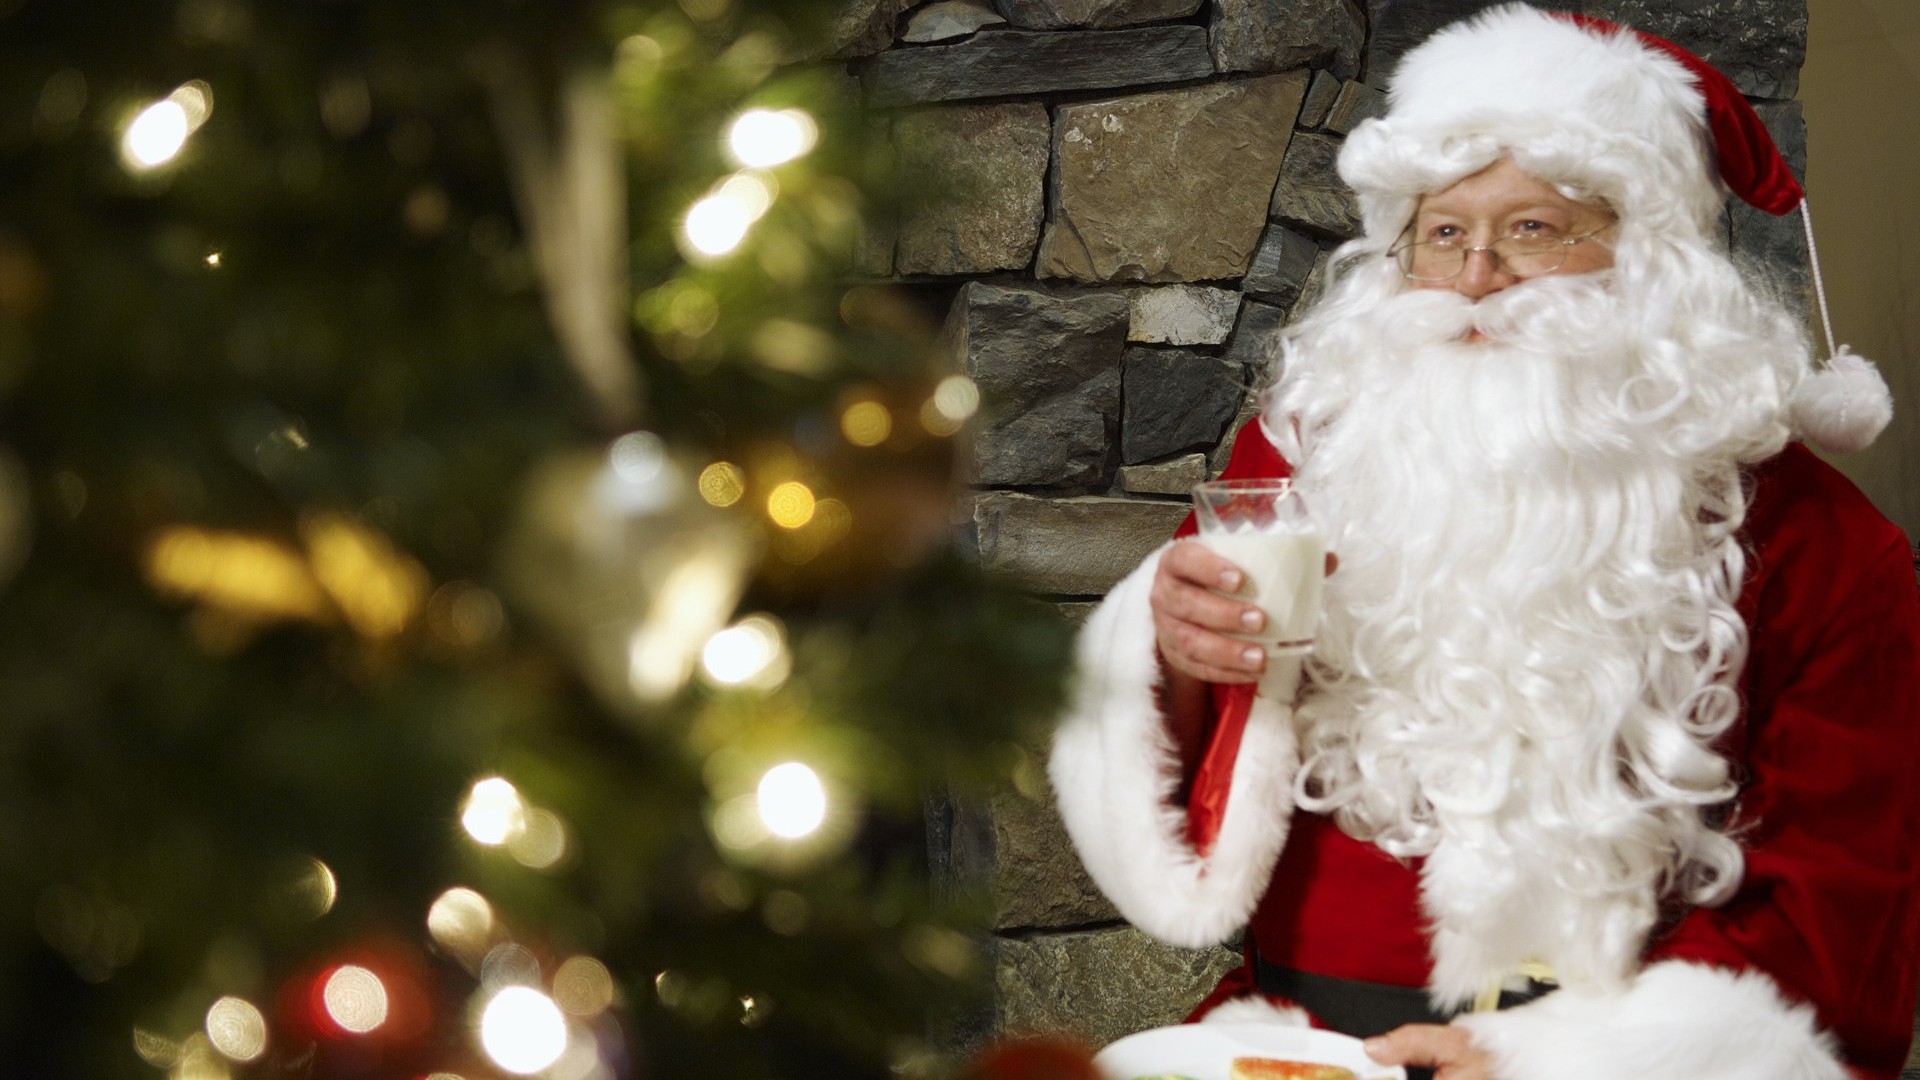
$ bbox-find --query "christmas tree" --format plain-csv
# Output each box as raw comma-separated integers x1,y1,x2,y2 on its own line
0,2,1073,1076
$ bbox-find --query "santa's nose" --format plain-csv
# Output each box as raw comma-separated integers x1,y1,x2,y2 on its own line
1451,246,1518,301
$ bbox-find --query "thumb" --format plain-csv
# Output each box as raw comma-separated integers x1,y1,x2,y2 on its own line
1363,1024,1450,1067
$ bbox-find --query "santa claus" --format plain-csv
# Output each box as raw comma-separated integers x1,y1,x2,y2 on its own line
1048,6,1920,1079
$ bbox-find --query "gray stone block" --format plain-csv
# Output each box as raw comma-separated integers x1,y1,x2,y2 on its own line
996,0,1204,29
1362,0,1804,101
1729,100,1810,308
1039,73,1309,284
861,26,1214,106
1295,247,1336,314
902,0,1007,42
1585,0,1806,100
953,282,1129,488
1122,347,1247,465
819,0,920,59
986,782,1121,929
1324,78,1388,135
1298,68,1342,129
1121,454,1210,495
996,926,1241,1047
1243,223,1320,308
974,494,1189,595
1211,0,1366,81
894,103,1049,276
1269,132,1360,241
1129,285,1239,346
1223,296,1289,376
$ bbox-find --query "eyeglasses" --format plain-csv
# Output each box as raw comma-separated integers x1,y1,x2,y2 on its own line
1387,226,1614,283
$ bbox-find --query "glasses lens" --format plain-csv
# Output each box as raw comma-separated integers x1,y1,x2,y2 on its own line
1398,241,1463,282
1492,236,1566,278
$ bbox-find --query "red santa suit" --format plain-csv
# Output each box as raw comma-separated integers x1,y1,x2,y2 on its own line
1051,417,1920,1080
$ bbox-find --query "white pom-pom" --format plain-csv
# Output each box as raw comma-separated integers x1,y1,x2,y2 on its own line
1197,994,1312,1027
1791,348,1892,454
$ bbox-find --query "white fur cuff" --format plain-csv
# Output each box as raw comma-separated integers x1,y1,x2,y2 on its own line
1200,995,1313,1027
1456,961,1849,1080
1049,545,1300,949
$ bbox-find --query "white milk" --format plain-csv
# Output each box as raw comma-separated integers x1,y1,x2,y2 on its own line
1197,527,1324,653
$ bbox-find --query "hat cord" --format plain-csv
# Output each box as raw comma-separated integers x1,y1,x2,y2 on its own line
1799,200,1841,363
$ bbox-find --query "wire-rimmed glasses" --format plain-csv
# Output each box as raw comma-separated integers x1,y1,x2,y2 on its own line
1388,226,1614,283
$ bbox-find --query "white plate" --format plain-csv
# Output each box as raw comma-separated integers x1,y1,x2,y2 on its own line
1092,1023,1407,1080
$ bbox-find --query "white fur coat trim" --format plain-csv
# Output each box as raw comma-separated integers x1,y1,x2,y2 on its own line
1049,544,1300,949
1200,997,1312,1027
1457,960,1849,1080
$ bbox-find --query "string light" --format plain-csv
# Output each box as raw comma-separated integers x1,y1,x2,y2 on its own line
699,614,789,688
697,462,746,507
479,986,568,1075
756,762,827,839
205,997,267,1063
766,481,815,529
321,965,388,1034
681,172,776,259
121,81,213,171
552,957,615,1017
726,109,817,169
461,777,526,846
839,401,891,447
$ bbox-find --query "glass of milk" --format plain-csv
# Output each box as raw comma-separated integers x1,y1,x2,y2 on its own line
1191,479,1324,655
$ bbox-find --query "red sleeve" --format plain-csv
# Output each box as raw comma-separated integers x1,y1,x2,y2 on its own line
1180,416,1294,853
1648,530,1920,1078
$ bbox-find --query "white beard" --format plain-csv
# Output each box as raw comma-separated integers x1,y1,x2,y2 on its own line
1267,270,1783,1004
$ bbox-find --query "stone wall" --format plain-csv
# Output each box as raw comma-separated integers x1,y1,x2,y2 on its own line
827,0,1812,1053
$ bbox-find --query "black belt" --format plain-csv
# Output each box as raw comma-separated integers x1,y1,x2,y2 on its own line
1253,955,1556,1080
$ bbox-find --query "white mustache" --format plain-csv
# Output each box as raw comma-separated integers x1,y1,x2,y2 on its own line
1368,272,1625,355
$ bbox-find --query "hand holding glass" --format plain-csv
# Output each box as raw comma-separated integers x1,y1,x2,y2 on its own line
1191,480,1323,655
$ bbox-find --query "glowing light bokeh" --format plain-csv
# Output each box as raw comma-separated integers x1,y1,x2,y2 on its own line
766,482,815,530
322,965,389,1034
204,251,222,268
301,513,429,639
123,99,190,169
839,401,892,447
933,375,981,422
726,109,818,168
132,1027,179,1068
506,808,568,870
700,614,788,688
609,431,667,485
461,777,526,846
172,1034,231,1080
427,887,495,959
717,172,774,221
710,793,770,851
683,194,752,257
697,462,746,507
481,942,543,991
205,996,267,1063
624,550,748,701
290,856,338,920
756,762,827,839
553,956,616,1017
479,986,569,1075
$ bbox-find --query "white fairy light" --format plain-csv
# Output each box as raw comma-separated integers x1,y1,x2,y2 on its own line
461,777,526,846
479,986,569,1075
726,109,817,169
756,762,827,839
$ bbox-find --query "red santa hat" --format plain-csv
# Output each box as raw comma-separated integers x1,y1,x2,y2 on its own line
1336,2,1891,454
